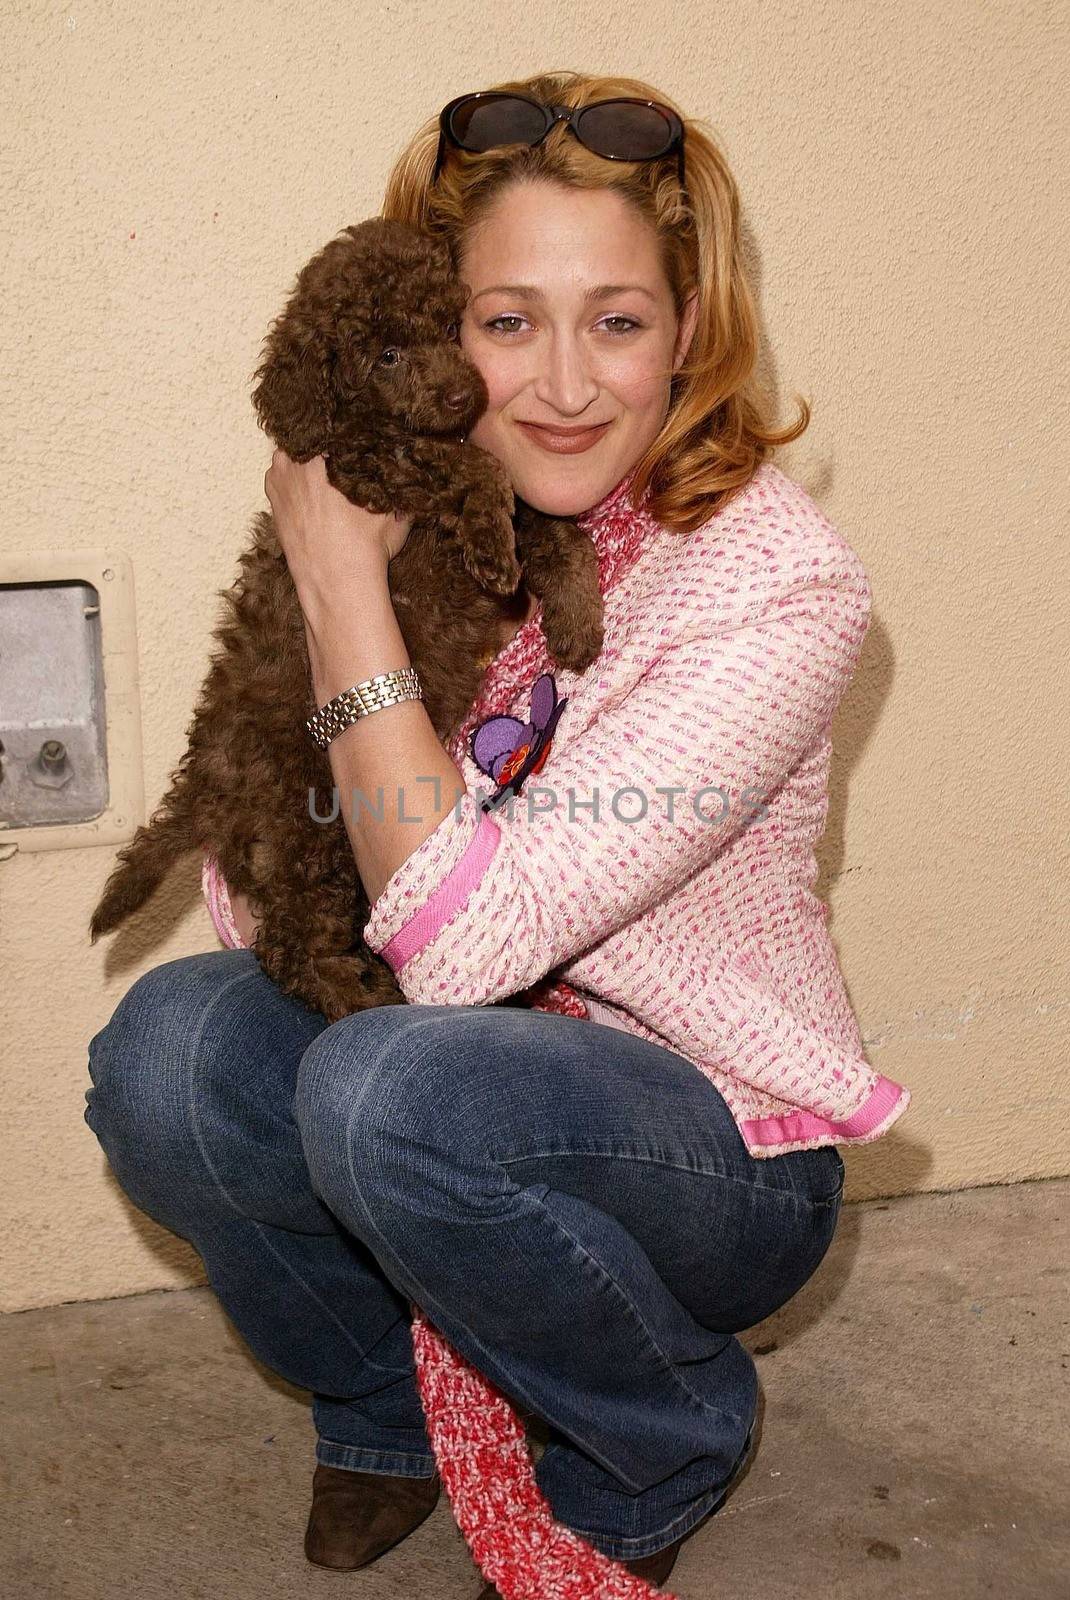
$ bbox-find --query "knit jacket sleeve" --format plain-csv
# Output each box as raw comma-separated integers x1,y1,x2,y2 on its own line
361,543,872,1007
201,852,247,949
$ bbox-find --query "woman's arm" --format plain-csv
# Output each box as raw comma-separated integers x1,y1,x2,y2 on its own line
362,548,873,1007
200,450,429,957
264,449,463,906
304,568,469,906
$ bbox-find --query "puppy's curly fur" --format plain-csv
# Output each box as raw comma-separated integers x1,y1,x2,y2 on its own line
89,218,605,1021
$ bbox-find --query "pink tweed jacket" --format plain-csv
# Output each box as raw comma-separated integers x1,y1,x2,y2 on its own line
200,457,910,1598
204,457,908,1158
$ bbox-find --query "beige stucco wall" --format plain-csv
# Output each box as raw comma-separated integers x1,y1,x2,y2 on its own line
2,2,1067,1314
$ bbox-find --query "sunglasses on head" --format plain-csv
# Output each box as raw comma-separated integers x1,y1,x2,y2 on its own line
432,91,686,191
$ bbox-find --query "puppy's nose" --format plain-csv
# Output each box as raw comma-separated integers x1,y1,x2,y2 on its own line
445,390,469,411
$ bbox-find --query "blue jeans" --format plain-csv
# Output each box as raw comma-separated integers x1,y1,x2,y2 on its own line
83,948,845,1562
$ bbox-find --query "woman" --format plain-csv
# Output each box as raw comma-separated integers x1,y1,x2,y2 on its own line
85,70,910,1599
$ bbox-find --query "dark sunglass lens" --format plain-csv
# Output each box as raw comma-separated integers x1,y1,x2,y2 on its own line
577,102,673,159
451,95,547,151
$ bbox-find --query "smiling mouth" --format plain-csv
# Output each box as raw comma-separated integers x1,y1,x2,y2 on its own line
517,421,613,434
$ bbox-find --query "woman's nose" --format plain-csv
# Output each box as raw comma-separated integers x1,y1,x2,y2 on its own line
532,335,600,413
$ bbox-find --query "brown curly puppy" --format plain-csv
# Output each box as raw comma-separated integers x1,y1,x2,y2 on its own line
89,217,604,1020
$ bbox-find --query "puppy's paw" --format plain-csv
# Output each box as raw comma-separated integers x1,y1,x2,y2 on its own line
542,607,605,673
461,524,523,595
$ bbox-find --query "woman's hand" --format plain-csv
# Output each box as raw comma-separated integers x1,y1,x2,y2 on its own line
264,449,413,624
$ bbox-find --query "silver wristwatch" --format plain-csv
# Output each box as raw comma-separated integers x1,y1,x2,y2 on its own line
306,666,423,749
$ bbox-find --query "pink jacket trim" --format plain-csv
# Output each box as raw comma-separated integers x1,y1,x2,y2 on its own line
378,812,501,974
201,853,244,950
739,1071,910,1150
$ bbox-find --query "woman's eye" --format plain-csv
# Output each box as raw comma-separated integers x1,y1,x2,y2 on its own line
483,315,641,336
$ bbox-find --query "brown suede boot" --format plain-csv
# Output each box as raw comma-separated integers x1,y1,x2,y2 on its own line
304,1462,441,1570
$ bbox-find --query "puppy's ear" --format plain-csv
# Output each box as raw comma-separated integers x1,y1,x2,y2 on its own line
426,236,456,279
250,312,334,459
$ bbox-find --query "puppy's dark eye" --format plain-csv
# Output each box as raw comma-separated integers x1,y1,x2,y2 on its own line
445,322,460,341
378,348,401,367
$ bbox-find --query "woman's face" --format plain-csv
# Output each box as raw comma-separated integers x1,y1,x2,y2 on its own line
457,181,698,518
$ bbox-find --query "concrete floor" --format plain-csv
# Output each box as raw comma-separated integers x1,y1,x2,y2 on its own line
3,1178,1067,1600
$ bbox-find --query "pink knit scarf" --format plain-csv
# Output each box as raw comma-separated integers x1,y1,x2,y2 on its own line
410,1306,678,1599
410,471,682,1597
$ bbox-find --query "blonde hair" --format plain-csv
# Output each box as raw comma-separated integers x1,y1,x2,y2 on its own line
380,69,810,534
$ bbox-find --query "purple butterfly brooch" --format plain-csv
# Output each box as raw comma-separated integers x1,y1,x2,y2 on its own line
470,672,569,813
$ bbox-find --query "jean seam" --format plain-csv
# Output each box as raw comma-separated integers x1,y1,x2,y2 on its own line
498,1147,828,1210
182,961,414,1380
328,1112,624,1473
518,1183,753,1431
568,1483,723,1557
548,1417,755,1556
318,1060,676,1496
316,1438,436,1475
332,1102,750,1492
